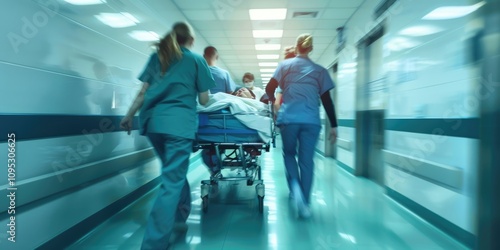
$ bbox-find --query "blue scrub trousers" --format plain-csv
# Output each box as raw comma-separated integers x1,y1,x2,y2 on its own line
279,124,321,204
141,133,192,250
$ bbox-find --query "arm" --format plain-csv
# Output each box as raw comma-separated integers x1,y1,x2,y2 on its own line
321,91,338,143
120,82,149,135
198,91,209,106
265,78,279,102
274,93,282,114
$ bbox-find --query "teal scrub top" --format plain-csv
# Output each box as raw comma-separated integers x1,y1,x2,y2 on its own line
272,56,334,126
138,47,216,139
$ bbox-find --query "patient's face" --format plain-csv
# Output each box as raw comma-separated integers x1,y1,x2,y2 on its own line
234,88,254,99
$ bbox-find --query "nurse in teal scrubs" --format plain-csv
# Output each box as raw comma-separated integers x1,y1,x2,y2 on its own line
120,22,215,250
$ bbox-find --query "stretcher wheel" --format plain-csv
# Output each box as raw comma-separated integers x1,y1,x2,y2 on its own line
258,196,264,213
202,196,209,213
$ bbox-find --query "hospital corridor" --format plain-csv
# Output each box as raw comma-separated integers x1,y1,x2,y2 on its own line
1,0,499,249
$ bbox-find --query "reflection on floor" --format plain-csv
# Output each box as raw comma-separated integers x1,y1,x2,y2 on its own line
67,144,469,250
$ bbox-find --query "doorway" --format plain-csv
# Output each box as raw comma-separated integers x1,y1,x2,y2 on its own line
354,25,386,186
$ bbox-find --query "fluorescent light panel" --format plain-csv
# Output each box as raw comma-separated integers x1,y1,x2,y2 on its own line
255,44,281,50
249,9,287,20
129,31,160,41
399,25,443,36
259,62,278,67
422,2,485,20
95,12,139,28
260,69,276,73
253,30,283,38
262,77,271,81
261,73,273,77
65,0,106,5
257,54,279,59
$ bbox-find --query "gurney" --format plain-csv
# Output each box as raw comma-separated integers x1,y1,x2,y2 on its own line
193,93,276,213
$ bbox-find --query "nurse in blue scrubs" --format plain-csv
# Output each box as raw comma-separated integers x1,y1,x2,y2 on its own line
120,22,215,250
265,33,338,218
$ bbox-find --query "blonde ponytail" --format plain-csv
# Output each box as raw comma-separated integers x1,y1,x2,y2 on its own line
296,33,313,54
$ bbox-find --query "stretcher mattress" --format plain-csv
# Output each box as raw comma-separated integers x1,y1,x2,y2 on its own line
197,109,265,143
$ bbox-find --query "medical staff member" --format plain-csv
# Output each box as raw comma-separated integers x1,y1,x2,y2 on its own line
203,46,236,94
265,33,338,219
120,22,215,250
242,72,266,101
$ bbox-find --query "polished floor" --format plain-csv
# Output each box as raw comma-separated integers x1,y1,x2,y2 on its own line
67,141,469,250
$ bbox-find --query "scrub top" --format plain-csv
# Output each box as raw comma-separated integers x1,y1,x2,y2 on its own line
138,48,215,139
272,56,334,126
208,66,236,94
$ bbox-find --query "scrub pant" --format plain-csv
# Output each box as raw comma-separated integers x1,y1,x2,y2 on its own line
279,124,321,204
141,133,192,250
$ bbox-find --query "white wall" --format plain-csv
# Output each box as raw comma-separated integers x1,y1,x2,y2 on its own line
318,0,481,234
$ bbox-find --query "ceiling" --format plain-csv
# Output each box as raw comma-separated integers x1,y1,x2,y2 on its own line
57,0,366,87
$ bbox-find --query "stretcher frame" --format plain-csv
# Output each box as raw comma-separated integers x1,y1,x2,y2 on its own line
193,107,276,213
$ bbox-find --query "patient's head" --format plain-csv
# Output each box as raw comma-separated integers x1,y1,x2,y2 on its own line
232,87,255,99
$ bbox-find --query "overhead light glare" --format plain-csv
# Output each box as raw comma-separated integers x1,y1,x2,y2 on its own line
260,68,276,73
249,9,287,20
261,73,273,77
257,54,280,59
399,25,444,36
128,30,160,41
253,30,283,38
255,44,281,50
261,77,271,81
95,12,139,28
259,62,278,67
422,2,485,20
64,0,106,5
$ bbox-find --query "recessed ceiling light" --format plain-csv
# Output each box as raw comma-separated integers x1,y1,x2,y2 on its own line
399,25,444,36
255,44,281,50
261,73,273,77
253,30,283,38
422,2,485,20
261,78,271,81
95,12,139,28
128,31,160,41
64,0,106,5
257,54,280,60
259,62,278,67
260,69,276,73
249,9,287,20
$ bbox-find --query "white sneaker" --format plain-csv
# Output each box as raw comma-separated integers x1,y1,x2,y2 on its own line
291,182,306,217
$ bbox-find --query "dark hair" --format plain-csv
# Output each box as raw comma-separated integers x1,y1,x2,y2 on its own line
204,46,218,58
232,87,255,99
155,22,194,74
242,72,254,82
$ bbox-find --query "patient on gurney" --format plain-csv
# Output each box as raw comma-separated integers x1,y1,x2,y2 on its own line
198,90,272,177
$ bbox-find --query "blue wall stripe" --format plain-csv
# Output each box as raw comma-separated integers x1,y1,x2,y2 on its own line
336,160,355,175
1,115,479,143
338,119,355,128
338,118,479,138
0,115,138,142
386,187,475,249
385,118,479,139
